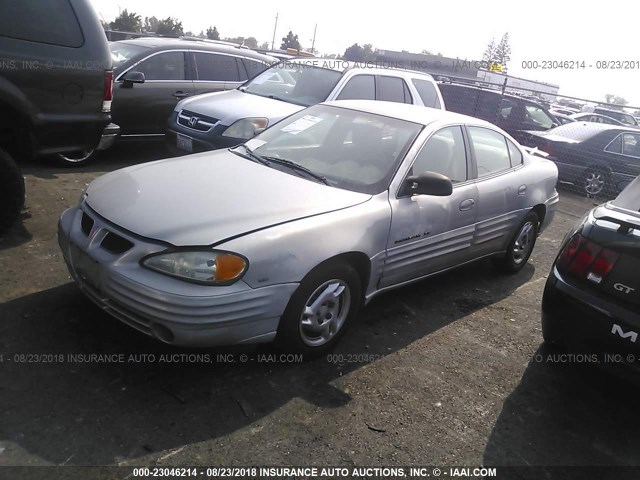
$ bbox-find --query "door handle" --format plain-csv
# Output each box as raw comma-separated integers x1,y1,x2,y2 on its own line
173,91,190,98
459,198,475,211
518,185,527,196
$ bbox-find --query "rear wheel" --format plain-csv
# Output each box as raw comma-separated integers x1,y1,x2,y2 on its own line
276,262,362,358
493,212,539,273
0,148,25,233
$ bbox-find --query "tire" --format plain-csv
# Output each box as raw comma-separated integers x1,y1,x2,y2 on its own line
276,262,362,358
0,148,25,233
493,212,539,274
582,168,609,197
56,149,96,167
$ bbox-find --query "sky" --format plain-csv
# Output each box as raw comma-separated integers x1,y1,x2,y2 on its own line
90,0,640,109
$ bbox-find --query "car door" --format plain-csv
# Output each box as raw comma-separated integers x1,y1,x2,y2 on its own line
466,126,527,257
191,51,243,95
114,51,194,136
604,132,640,184
380,125,479,288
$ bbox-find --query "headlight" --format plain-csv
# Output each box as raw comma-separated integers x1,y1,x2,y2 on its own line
141,250,248,285
222,118,268,139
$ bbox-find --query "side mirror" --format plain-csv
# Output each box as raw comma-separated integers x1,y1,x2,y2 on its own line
121,71,145,88
404,171,453,197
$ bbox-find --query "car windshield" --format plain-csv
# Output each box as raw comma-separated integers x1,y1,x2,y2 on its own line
240,104,423,194
611,176,640,214
110,42,150,70
243,61,343,106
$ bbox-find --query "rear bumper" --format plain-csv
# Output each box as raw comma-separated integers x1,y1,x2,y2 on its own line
96,123,120,151
542,267,640,352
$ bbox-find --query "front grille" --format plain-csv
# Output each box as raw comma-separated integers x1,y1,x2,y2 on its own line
81,212,94,236
177,110,218,132
101,232,134,254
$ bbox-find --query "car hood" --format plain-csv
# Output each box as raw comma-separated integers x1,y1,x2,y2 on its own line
176,89,304,127
85,150,370,246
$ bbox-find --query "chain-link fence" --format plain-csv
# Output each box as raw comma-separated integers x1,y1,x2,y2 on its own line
435,75,640,199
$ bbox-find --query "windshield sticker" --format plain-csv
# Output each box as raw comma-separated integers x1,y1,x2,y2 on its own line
281,115,323,135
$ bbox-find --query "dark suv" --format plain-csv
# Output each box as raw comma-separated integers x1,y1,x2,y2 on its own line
0,0,115,231
438,83,558,145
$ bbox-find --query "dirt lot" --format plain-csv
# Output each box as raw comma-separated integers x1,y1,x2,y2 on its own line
1,143,639,475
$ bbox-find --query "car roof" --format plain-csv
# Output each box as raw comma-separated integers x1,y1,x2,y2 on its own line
113,37,276,62
323,100,495,127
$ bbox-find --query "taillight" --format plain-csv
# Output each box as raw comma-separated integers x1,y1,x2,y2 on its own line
556,234,619,284
102,70,114,112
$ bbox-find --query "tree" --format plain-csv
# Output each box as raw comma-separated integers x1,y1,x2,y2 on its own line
342,43,374,62
605,94,628,106
259,41,270,50
481,37,497,66
421,49,433,55
206,26,220,40
225,36,245,45
281,31,301,50
156,17,183,37
143,16,159,32
110,9,142,32
494,32,511,73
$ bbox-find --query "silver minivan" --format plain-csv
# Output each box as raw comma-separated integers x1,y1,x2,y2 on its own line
166,58,445,153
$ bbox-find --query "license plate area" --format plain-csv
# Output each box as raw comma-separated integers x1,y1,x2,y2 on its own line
177,134,193,153
70,243,101,291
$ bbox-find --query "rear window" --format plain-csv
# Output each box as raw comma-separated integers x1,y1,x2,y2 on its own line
611,176,640,213
0,0,84,47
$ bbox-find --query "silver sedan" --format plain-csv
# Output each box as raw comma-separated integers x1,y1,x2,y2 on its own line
58,100,559,356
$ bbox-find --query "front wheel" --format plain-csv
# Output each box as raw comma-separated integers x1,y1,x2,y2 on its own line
583,168,609,197
56,149,96,167
276,263,362,357
493,212,539,274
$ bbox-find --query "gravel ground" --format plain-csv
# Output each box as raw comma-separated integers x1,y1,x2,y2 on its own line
1,142,639,477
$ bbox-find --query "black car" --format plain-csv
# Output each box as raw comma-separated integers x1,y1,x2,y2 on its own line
438,83,559,145
542,176,640,353
0,0,115,230
527,123,640,197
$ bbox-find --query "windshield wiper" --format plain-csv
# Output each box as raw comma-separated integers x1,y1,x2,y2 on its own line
260,156,330,185
229,144,270,166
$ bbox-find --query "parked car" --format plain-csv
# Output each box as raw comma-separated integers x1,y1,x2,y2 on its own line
581,105,638,127
77,38,274,161
59,101,558,355
542,176,640,353
166,59,445,153
0,0,115,231
550,106,580,116
570,112,624,126
549,111,577,125
437,83,558,145
526,123,640,197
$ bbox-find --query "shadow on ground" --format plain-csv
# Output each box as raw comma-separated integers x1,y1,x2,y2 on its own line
0,259,533,465
484,346,640,471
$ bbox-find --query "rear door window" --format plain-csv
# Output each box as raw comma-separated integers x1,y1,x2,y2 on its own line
0,0,83,47
337,75,376,100
468,126,512,177
193,53,240,82
242,59,268,80
378,76,412,104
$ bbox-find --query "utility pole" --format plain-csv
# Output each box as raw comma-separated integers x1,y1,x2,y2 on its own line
271,13,278,51
311,24,317,53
